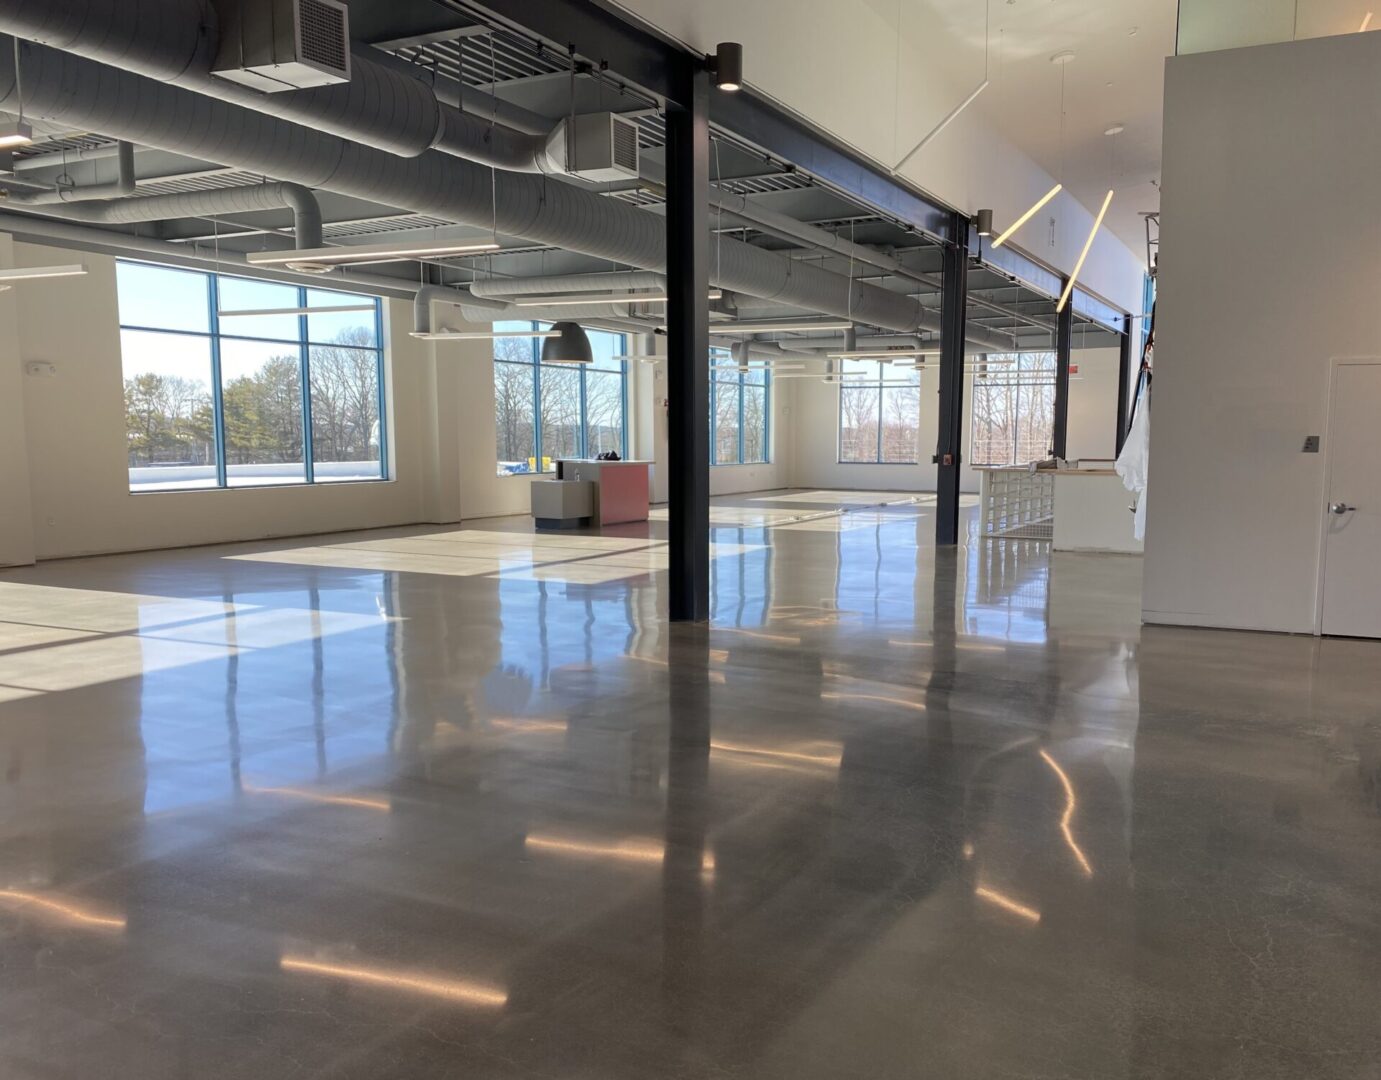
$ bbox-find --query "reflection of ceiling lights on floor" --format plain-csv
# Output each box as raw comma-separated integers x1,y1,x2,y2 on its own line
974,884,1041,923
280,956,508,1007
244,783,390,812
524,833,715,874
0,888,126,931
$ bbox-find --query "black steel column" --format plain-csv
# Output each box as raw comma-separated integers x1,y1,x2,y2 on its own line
1115,313,1133,455
666,66,711,622
1052,296,1073,459
934,215,969,546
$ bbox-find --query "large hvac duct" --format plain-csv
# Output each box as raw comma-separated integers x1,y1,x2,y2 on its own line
0,33,1017,351
0,38,953,334
0,0,566,172
0,209,410,295
10,181,324,247
10,139,135,204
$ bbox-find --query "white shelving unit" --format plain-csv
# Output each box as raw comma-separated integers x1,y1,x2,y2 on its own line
978,467,1055,540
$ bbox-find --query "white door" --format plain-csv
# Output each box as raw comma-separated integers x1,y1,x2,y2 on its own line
1320,362,1381,637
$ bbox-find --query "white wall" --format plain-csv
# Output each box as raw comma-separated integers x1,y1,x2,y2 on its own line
1143,32,1381,632
0,236,36,566
1066,347,1121,463
6,242,444,564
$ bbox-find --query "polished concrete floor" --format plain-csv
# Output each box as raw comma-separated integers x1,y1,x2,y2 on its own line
1,490,1378,1079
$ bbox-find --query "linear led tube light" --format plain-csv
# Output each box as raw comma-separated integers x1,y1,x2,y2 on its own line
826,349,928,359
991,184,1063,248
893,79,989,173
513,290,721,306
222,304,375,317
1056,189,1114,312
708,319,854,334
0,264,88,283
0,120,33,149
409,330,561,340
246,239,501,268
1361,11,1374,30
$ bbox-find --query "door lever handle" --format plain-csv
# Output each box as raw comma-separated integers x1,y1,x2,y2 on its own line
1329,502,1358,515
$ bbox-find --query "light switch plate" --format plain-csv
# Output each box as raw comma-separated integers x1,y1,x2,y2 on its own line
1302,435,1320,453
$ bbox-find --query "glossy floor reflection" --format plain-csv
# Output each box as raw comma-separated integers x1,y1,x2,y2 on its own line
1,490,1378,1079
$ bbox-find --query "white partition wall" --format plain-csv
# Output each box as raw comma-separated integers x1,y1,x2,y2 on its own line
1143,31,1381,632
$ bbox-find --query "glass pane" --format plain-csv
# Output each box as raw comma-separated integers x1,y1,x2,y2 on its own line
309,344,383,481
880,379,920,463
839,385,880,462
219,339,306,486
970,375,1015,465
494,332,538,366
1017,378,1055,463
494,362,536,474
539,364,582,470
306,288,377,348
217,276,300,342
117,262,209,333
714,379,740,464
588,329,626,371
120,329,217,490
743,384,767,463
584,369,624,457
839,358,878,379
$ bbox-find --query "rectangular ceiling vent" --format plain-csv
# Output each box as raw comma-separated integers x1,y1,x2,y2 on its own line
566,113,641,183
213,0,351,92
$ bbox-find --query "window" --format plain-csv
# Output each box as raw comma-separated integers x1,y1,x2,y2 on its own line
710,348,771,465
117,261,385,491
969,351,1057,465
493,321,627,475
837,359,920,464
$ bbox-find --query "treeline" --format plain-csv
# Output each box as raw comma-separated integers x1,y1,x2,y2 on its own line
125,327,380,467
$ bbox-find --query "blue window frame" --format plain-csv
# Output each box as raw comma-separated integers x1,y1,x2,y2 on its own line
116,259,387,492
493,321,628,475
710,347,771,465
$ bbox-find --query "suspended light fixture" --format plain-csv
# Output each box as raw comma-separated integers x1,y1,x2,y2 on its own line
706,319,853,334
713,43,743,91
0,263,87,290
513,289,721,307
541,321,594,364
247,238,501,269
223,303,375,317
410,329,560,341
1056,189,1114,312
732,340,751,372
0,119,32,149
991,184,1063,248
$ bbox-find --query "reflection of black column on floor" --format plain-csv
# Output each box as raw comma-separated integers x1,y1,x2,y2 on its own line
661,622,711,1030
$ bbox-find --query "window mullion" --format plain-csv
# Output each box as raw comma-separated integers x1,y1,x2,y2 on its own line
298,285,314,484
207,273,228,487
578,362,588,458
737,373,746,464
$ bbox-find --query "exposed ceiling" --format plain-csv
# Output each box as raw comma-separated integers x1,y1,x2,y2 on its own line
0,0,1118,351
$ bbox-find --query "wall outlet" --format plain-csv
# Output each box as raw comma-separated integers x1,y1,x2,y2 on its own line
25,361,56,378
